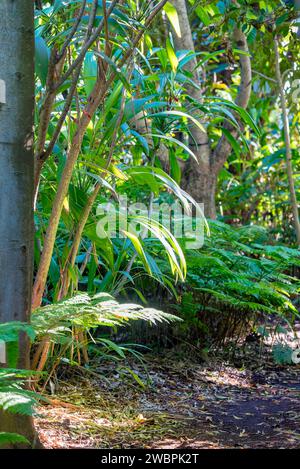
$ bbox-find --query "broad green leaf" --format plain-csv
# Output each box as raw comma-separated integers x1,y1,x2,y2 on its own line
194,49,226,70
35,34,50,86
83,52,97,96
169,149,181,184
166,37,178,73
195,6,211,26
122,366,146,389
164,2,181,37
150,134,199,162
122,231,152,276
99,338,126,358
0,432,30,447
147,110,206,133
221,127,242,158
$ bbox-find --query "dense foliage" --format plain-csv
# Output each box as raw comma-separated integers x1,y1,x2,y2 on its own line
1,0,300,448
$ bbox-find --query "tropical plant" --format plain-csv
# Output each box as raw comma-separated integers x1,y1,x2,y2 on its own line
31,292,180,372
175,221,300,343
0,323,40,448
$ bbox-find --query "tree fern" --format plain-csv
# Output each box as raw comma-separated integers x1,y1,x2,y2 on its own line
177,221,300,341
31,292,181,369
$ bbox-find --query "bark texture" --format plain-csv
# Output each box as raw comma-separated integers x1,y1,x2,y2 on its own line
172,0,252,218
0,0,40,447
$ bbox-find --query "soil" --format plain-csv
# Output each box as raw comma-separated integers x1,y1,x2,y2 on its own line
35,344,300,449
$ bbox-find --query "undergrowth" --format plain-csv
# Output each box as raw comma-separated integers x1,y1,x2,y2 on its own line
176,221,300,344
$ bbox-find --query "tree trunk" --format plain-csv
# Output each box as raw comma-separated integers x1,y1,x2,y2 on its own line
0,0,40,448
182,159,217,219
171,1,252,219
172,0,214,217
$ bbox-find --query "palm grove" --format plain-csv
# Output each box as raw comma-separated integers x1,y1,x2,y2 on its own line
0,0,300,448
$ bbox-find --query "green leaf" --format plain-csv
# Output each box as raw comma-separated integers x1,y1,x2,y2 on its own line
169,149,181,184
0,322,35,342
99,338,126,358
35,34,50,86
0,432,30,447
164,2,181,37
195,6,211,26
130,130,150,156
217,1,226,14
221,127,242,158
6,342,19,369
194,49,226,70
156,48,168,71
147,109,206,133
218,100,261,136
122,231,152,276
0,391,36,416
150,133,199,162
122,366,146,389
272,344,293,365
83,52,97,96
166,37,178,73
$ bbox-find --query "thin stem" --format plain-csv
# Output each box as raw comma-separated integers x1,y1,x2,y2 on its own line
57,0,87,61
274,35,300,246
56,0,119,89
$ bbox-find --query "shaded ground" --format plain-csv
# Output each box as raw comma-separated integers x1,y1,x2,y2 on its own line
35,346,300,449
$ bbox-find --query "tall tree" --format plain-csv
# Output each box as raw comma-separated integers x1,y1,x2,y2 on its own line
172,0,252,218
0,0,39,447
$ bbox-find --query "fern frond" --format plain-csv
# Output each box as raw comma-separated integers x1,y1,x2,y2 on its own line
0,432,30,447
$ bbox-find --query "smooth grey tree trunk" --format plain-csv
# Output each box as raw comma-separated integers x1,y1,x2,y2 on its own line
0,0,40,448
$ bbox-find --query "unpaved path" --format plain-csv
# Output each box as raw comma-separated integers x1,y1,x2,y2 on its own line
35,354,300,449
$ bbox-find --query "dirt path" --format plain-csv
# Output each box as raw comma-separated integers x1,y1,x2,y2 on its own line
148,365,300,448
35,353,300,449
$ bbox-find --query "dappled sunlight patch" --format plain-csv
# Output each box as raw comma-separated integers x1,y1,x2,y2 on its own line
194,367,255,390
35,381,182,449
34,351,300,449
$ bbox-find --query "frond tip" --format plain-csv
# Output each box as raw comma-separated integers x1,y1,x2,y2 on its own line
32,292,181,340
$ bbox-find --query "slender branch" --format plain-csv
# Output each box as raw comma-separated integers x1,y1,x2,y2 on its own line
32,0,168,309
274,35,300,246
252,69,277,84
32,79,106,309
103,0,110,46
34,47,67,199
38,64,82,165
55,0,119,90
86,0,98,38
57,77,129,299
34,0,100,193
57,0,87,62
234,28,252,109
35,46,64,158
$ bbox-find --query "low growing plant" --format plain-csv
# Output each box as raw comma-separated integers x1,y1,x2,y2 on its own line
177,221,300,344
